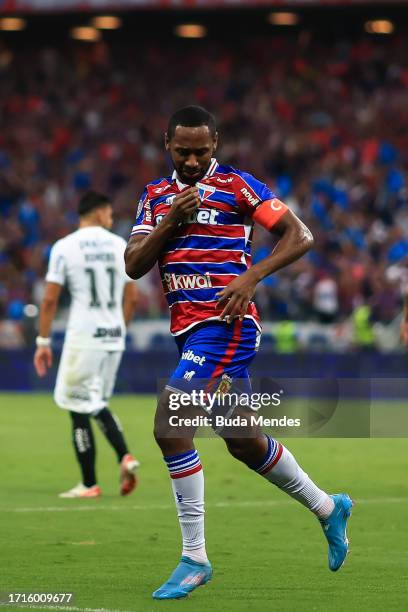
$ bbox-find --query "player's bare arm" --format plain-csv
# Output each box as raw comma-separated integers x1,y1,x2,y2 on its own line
400,291,408,345
216,209,314,322
123,282,139,325
33,281,62,377
125,187,201,279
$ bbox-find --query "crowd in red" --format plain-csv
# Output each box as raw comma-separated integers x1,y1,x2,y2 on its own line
0,35,407,326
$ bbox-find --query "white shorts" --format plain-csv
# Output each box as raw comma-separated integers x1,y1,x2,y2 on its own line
54,345,123,415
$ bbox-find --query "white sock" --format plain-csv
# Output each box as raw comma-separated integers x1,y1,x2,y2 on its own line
164,449,208,563
256,436,334,519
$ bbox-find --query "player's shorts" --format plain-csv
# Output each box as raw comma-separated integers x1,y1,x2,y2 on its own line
167,318,261,395
54,345,122,415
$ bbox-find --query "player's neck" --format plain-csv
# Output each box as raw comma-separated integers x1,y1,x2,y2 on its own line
79,220,104,229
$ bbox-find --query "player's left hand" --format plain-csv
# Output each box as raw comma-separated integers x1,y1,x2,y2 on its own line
215,272,258,323
34,346,53,377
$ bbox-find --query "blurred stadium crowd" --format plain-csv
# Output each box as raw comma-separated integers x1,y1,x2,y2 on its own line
0,34,407,337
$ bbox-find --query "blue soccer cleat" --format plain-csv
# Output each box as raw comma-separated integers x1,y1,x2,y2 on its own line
319,493,353,572
152,556,212,600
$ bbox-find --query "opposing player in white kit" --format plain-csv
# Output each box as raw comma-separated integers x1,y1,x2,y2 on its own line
34,191,140,498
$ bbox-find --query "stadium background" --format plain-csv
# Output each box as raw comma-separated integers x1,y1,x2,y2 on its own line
0,0,408,391
1,4,408,612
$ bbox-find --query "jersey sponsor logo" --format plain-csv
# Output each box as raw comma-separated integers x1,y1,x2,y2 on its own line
181,350,206,366
186,208,219,224
196,182,216,201
183,370,196,381
164,272,213,292
69,388,91,402
136,198,144,219
215,176,233,184
270,198,283,211
145,200,152,223
240,187,259,207
93,326,122,338
156,208,219,226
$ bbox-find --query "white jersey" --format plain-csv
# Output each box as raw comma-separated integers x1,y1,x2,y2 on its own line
46,226,132,351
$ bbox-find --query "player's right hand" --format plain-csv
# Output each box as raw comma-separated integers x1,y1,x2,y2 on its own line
400,320,408,346
33,346,53,377
166,187,201,224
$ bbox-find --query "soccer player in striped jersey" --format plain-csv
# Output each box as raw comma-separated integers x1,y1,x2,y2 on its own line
125,106,352,599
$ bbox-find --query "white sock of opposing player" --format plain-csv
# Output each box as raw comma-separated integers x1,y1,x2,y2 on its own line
164,450,208,564
255,435,334,519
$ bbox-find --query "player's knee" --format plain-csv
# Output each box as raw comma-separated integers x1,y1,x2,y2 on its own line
153,414,169,449
153,427,188,457
224,437,253,462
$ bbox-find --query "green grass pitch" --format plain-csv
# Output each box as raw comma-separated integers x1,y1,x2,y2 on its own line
1,393,407,611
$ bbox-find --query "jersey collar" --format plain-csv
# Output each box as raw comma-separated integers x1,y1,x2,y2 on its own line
172,158,218,190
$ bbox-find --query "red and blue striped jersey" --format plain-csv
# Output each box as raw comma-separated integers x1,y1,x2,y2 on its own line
131,159,288,335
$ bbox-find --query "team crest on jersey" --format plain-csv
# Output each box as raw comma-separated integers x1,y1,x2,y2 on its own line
214,374,233,398
196,182,216,202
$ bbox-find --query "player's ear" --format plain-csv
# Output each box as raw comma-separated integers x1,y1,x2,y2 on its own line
213,132,218,152
95,208,104,225
164,133,170,151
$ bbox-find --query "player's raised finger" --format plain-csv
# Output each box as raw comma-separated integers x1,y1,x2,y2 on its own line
219,295,240,321
228,296,246,320
238,299,250,321
215,288,231,307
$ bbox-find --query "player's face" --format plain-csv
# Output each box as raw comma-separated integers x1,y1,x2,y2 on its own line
99,205,113,230
165,125,218,186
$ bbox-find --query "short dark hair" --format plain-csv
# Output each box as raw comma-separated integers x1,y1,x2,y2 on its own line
167,105,216,140
78,191,111,216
